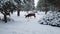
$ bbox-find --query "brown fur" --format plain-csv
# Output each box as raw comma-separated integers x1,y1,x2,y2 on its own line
25,13,36,18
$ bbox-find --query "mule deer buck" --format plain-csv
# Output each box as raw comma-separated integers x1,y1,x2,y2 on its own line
25,13,36,18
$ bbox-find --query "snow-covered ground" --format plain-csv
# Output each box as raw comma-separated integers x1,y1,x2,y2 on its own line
0,11,60,34
39,11,60,27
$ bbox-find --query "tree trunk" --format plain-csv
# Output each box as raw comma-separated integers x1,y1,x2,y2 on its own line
4,14,7,23
45,11,48,14
11,11,13,14
17,10,20,16
10,10,13,14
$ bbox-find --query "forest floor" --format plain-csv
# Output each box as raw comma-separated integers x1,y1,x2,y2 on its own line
0,11,60,34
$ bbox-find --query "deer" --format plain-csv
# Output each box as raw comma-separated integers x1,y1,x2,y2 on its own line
25,13,36,18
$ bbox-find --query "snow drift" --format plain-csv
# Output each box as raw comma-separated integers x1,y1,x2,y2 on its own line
39,11,60,27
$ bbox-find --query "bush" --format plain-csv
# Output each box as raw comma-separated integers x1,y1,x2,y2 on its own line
38,11,60,27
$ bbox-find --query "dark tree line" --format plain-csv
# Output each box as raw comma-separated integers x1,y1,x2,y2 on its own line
0,0,35,23
0,1,16,23
37,0,60,14
14,0,35,16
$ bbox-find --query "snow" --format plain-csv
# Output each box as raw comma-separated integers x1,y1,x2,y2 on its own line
34,0,39,7
0,11,60,34
39,11,60,27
